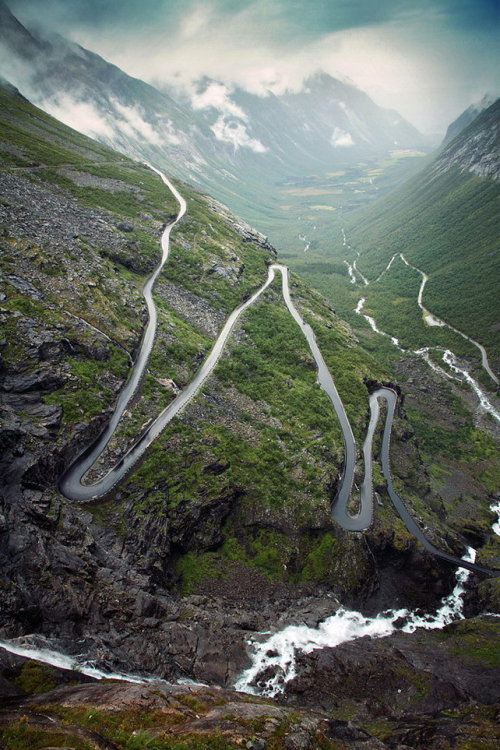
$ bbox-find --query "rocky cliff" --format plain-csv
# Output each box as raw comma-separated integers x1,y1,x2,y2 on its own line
0,79,499,747
0,627,498,749
431,98,500,182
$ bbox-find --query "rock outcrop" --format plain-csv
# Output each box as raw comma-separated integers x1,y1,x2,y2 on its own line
0,79,498,740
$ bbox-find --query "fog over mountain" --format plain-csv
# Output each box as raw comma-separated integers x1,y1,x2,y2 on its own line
0,0,432,238
6,0,500,133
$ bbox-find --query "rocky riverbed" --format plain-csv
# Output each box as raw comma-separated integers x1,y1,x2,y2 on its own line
0,637,498,749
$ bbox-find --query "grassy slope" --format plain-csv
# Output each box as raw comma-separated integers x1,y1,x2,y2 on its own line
0,82,385,594
0,81,179,421
1,81,498,601
347,165,500,357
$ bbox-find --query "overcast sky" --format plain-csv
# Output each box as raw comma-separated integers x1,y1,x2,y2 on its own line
8,0,500,133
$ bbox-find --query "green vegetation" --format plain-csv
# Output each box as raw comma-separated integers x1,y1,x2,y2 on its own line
108,263,390,594
405,395,500,496
31,165,175,223
0,719,234,750
0,724,93,750
175,551,225,594
300,532,338,582
164,183,270,313
445,619,500,667
0,82,125,168
1,79,498,610
13,660,57,694
360,257,478,356
44,348,129,424
248,151,426,258
347,166,500,357
0,699,338,750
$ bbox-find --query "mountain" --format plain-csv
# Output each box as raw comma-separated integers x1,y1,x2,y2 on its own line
432,97,500,181
346,98,500,361
0,1,429,230
0,56,499,750
0,0,204,169
187,71,428,167
0,77,422,668
442,94,496,146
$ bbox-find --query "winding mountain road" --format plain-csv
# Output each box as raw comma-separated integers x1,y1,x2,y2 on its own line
353,253,500,423
60,168,499,577
399,254,499,386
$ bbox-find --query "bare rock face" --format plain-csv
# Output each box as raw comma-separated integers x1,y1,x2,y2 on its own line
0,649,498,749
431,98,500,182
0,654,334,750
282,617,500,719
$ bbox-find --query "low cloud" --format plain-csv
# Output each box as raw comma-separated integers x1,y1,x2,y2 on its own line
40,95,116,139
211,116,267,153
191,81,247,120
37,93,181,150
112,100,165,146
331,127,354,147
6,0,500,133
190,81,267,153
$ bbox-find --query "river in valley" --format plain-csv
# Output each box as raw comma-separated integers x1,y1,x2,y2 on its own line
351,250,500,424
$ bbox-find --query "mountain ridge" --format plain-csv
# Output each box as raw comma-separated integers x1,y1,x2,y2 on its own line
442,93,497,146
0,7,499,746
0,0,429,232
431,97,500,182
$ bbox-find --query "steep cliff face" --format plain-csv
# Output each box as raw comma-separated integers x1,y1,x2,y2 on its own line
0,80,498,698
442,94,496,146
431,98,500,182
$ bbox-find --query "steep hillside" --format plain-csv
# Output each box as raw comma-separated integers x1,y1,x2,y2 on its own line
432,99,500,181
0,78,499,716
347,99,500,362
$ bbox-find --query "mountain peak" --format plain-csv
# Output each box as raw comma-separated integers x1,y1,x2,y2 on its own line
434,98,500,181
442,94,497,146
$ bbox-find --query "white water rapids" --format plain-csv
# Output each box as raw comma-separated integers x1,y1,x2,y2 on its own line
342,226,369,286
400,254,499,386
234,547,480,697
355,296,402,349
355,295,500,423
491,500,500,536
0,636,163,684
344,260,357,284
235,501,500,696
1,514,497,692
